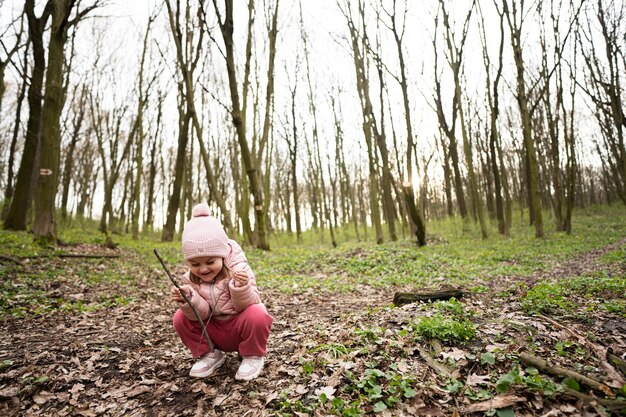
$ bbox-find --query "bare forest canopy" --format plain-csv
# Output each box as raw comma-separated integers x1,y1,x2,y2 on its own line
0,0,625,248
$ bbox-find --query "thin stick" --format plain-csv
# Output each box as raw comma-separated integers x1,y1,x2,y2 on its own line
153,249,214,354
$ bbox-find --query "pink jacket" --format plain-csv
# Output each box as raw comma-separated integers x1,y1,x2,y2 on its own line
178,240,261,321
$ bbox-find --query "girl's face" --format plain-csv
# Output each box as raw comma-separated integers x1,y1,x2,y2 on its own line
188,256,224,282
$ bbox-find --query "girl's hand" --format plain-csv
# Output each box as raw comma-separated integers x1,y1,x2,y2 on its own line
233,270,249,287
171,285,191,304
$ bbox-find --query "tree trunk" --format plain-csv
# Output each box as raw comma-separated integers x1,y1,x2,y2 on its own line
343,0,384,244
503,0,544,237
145,93,163,231
4,1,49,231
165,0,233,235
2,44,29,221
60,85,86,221
213,0,270,250
34,0,73,242
373,52,398,242
162,94,191,242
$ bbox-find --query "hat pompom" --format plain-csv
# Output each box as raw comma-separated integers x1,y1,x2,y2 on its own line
192,203,210,217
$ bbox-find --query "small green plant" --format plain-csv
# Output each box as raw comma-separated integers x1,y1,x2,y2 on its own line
521,282,574,315
328,397,364,417
310,343,350,358
443,378,464,393
347,366,417,413
413,313,475,343
496,365,561,396
481,352,496,365
601,299,626,316
299,357,314,377
354,327,383,345
0,360,14,372
431,298,468,317
274,395,315,416
555,341,575,356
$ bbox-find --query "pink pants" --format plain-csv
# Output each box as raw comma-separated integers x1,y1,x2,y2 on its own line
173,303,273,358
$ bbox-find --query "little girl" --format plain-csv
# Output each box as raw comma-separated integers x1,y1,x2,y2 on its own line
171,203,273,381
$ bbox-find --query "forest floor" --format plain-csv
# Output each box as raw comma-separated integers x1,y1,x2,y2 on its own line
0,227,625,416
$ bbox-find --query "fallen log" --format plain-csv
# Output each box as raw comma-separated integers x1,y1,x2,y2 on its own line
19,254,120,259
393,288,463,306
608,353,626,376
519,352,614,397
57,254,120,259
0,255,25,266
561,387,626,411
416,345,452,377
458,394,526,413
538,314,626,387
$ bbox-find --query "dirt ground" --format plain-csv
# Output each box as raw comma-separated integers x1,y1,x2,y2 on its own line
1,239,625,416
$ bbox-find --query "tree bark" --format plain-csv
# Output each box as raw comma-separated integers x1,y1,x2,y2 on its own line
503,0,544,237
4,1,50,231
212,0,271,250
60,85,86,221
2,42,28,221
342,0,384,244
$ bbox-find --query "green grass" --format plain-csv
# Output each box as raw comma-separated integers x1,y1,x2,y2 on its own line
0,204,624,318
255,205,625,294
521,273,626,317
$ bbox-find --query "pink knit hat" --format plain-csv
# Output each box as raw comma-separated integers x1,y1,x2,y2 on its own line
181,203,229,261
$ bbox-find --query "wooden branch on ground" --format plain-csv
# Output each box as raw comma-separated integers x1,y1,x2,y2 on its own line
538,313,626,387
0,255,25,266
519,352,614,397
429,339,444,356
18,254,120,259
608,353,626,376
458,394,526,413
393,288,463,306
417,345,452,377
57,254,120,259
561,386,626,411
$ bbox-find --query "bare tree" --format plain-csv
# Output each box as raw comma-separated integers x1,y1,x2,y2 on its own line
478,0,510,234
2,40,28,221
384,0,426,245
432,9,468,226
500,0,545,237
33,0,102,242
0,9,24,116
210,0,277,250
284,58,302,243
340,0,384,244
578,0,626,205
59,84,86,220
4,0,51,231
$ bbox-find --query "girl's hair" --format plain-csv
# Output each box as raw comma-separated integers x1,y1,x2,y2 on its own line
188,261,232,285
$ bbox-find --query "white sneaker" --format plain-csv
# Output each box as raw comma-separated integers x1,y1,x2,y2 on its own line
189,350,225,378
235,356,265,381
